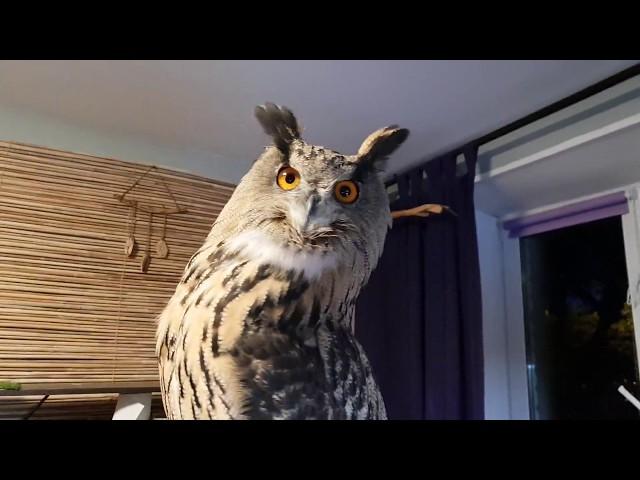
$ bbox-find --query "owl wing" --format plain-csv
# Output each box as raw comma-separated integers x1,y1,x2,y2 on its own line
156,244,252,419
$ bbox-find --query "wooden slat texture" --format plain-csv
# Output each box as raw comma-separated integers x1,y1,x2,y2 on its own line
0,380,160,396
0,141,234,419
0,392,167,420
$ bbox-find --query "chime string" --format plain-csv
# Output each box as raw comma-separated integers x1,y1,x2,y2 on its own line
112,205,136,382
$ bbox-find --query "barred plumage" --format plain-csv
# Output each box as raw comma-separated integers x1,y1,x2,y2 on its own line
157,103,409,419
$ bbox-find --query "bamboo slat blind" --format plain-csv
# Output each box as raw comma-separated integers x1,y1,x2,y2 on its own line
0,141,234,419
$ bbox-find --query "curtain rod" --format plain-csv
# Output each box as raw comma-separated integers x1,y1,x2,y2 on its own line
388,62,640,184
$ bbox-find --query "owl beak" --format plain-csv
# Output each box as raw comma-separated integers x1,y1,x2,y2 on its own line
294,194,330,235
299,195,319,232
306,194,321,220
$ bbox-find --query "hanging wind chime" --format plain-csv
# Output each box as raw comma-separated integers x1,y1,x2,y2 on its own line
115,165,187,273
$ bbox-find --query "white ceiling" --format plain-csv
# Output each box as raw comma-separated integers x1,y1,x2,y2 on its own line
0,60,637,183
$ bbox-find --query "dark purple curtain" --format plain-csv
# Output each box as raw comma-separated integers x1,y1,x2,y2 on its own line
356,146,484,420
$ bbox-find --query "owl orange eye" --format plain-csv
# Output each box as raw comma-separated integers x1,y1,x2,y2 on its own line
276,166,301,191
334,180,359,204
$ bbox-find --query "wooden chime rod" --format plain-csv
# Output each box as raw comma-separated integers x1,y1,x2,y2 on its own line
112,196,188,215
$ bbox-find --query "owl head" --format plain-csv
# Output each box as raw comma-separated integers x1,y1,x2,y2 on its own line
219,103,409,281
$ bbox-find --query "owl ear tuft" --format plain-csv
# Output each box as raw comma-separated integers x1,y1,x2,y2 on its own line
254,103,301,153
357,126,409,168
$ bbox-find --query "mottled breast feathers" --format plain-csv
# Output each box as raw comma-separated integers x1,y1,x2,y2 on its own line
157,239,386,419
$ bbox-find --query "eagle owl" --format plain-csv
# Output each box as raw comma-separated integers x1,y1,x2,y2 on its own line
157,103,409,419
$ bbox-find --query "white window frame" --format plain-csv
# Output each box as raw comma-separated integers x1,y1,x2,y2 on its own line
500,231,530,419
496,182,640,420
621,185,640,374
